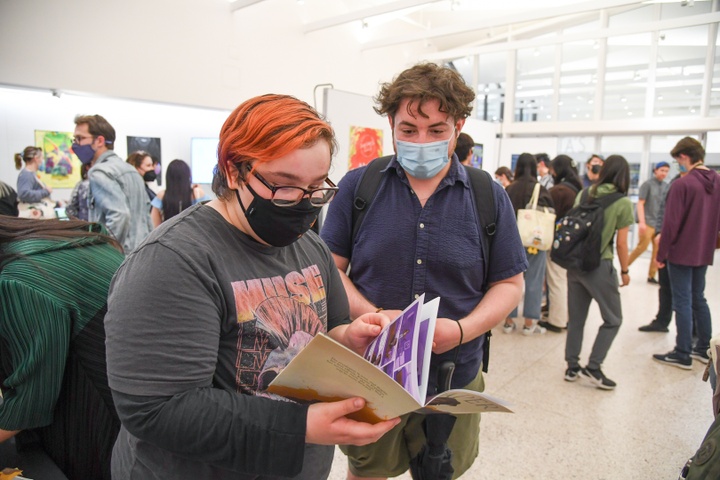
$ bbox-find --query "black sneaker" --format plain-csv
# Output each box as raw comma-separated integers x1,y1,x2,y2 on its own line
638,321,669,333
653,350,692,370
539,320,563,333
647,277,659,285
691,348,710,364
581,367,616,390
564,366,581,382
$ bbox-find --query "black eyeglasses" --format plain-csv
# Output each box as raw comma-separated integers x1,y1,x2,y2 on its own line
73,134,94,144
246,164,338,207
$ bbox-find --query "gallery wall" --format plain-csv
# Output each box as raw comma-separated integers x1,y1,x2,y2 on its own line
0,86,230,202
0,0,427,111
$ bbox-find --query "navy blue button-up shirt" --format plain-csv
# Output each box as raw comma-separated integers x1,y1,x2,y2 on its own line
321,156,527,391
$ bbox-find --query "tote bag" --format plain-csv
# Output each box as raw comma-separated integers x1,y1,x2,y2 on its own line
17,197,56,219
516,183,556,251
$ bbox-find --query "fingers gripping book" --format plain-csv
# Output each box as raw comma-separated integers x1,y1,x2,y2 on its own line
267,294,512,424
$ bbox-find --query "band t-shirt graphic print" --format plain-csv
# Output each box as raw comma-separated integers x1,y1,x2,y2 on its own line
231,266,330,394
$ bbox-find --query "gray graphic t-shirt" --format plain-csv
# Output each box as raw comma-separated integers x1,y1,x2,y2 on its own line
105,203,349,479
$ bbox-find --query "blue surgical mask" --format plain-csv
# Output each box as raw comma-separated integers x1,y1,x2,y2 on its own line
72,143,95,165
677,162,688,173
395,130,454,179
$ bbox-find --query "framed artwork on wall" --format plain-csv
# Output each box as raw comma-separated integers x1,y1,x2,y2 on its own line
128,136,162,186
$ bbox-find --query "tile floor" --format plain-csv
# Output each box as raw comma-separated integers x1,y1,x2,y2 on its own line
327,254,719,479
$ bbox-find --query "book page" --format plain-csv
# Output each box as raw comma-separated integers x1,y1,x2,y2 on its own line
267,295,512,424
363,295,425,403
267,333,421,423
415,297,439,402
421,389,513,414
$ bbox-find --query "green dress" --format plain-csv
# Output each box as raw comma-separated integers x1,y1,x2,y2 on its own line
0,235,124,479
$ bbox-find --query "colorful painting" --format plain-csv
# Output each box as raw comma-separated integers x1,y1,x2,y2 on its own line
34,130,79,189
128,136,162,186
471,143,484,168
349,126,383,170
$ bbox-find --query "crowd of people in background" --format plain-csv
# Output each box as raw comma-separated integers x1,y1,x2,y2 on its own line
1,62,719,480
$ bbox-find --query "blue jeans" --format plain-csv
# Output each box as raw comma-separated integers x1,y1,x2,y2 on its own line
511,249,546,320
667,263,712,357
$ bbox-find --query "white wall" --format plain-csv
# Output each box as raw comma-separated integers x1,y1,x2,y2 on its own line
0,0,431,110
0,87,230,202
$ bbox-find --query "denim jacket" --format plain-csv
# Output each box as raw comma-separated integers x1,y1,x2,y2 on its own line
88,151,152,253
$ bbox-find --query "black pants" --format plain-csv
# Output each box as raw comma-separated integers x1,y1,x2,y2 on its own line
654,266,672,327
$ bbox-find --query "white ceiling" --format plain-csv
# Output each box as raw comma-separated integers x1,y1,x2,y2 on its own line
229,0,718,121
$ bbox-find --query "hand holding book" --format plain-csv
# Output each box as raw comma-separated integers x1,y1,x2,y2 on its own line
329,311,392,355
268,294,512,424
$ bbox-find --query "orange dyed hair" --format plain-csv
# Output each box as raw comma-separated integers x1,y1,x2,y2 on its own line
213,94,336,199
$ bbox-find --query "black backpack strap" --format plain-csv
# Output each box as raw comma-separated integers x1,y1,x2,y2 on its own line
560,181,579,193
351,156,393,244
593,192,625,256
463,166,496,373
463,166,496,284
595,192,625,209
580,188,591,203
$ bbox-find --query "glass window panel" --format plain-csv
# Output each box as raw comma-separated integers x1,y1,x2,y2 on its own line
557,137,597,168
706,132,720,171
515,45,555,122
654,25,707,117
559,40,598,121
603,34,651,120
476,52,507,122
711,26,720,117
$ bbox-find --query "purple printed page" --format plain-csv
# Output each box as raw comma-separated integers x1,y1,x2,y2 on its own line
415,297,439,401
361,294,438,403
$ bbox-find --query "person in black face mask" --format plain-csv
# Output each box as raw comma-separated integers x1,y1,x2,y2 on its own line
127,150,158,202
582,154,605,187
104,94,401,480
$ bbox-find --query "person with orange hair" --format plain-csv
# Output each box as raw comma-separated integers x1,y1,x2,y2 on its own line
104,94,400,480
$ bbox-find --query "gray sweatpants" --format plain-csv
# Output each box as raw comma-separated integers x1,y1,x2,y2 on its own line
565,259,623,370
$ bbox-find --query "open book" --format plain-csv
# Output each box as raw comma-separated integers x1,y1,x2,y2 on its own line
267,294,512,423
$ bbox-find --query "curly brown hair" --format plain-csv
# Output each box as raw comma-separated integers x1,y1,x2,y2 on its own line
374,63,475,122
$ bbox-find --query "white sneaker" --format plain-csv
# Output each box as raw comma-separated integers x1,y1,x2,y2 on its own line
502,322,516,334
523,324,547,336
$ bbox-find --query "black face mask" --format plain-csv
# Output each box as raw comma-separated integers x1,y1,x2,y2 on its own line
590,164,601,174
235,184,321,247
143,171,157,182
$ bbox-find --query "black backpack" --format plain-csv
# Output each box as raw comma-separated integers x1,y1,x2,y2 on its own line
551,189,623,272
351,155,497,372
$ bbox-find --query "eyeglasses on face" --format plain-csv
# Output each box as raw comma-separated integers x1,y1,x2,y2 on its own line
73,134,95,144
244,163,338,207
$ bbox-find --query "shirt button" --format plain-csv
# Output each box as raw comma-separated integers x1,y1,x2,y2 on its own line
417,259,422,265
414,294,420,299
419,223,425,229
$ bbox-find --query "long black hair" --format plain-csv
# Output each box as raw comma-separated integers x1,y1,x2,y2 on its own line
162,159,193,221
592,154,630,196
513,152,537,180
0,217,121,271
551,155,582,191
